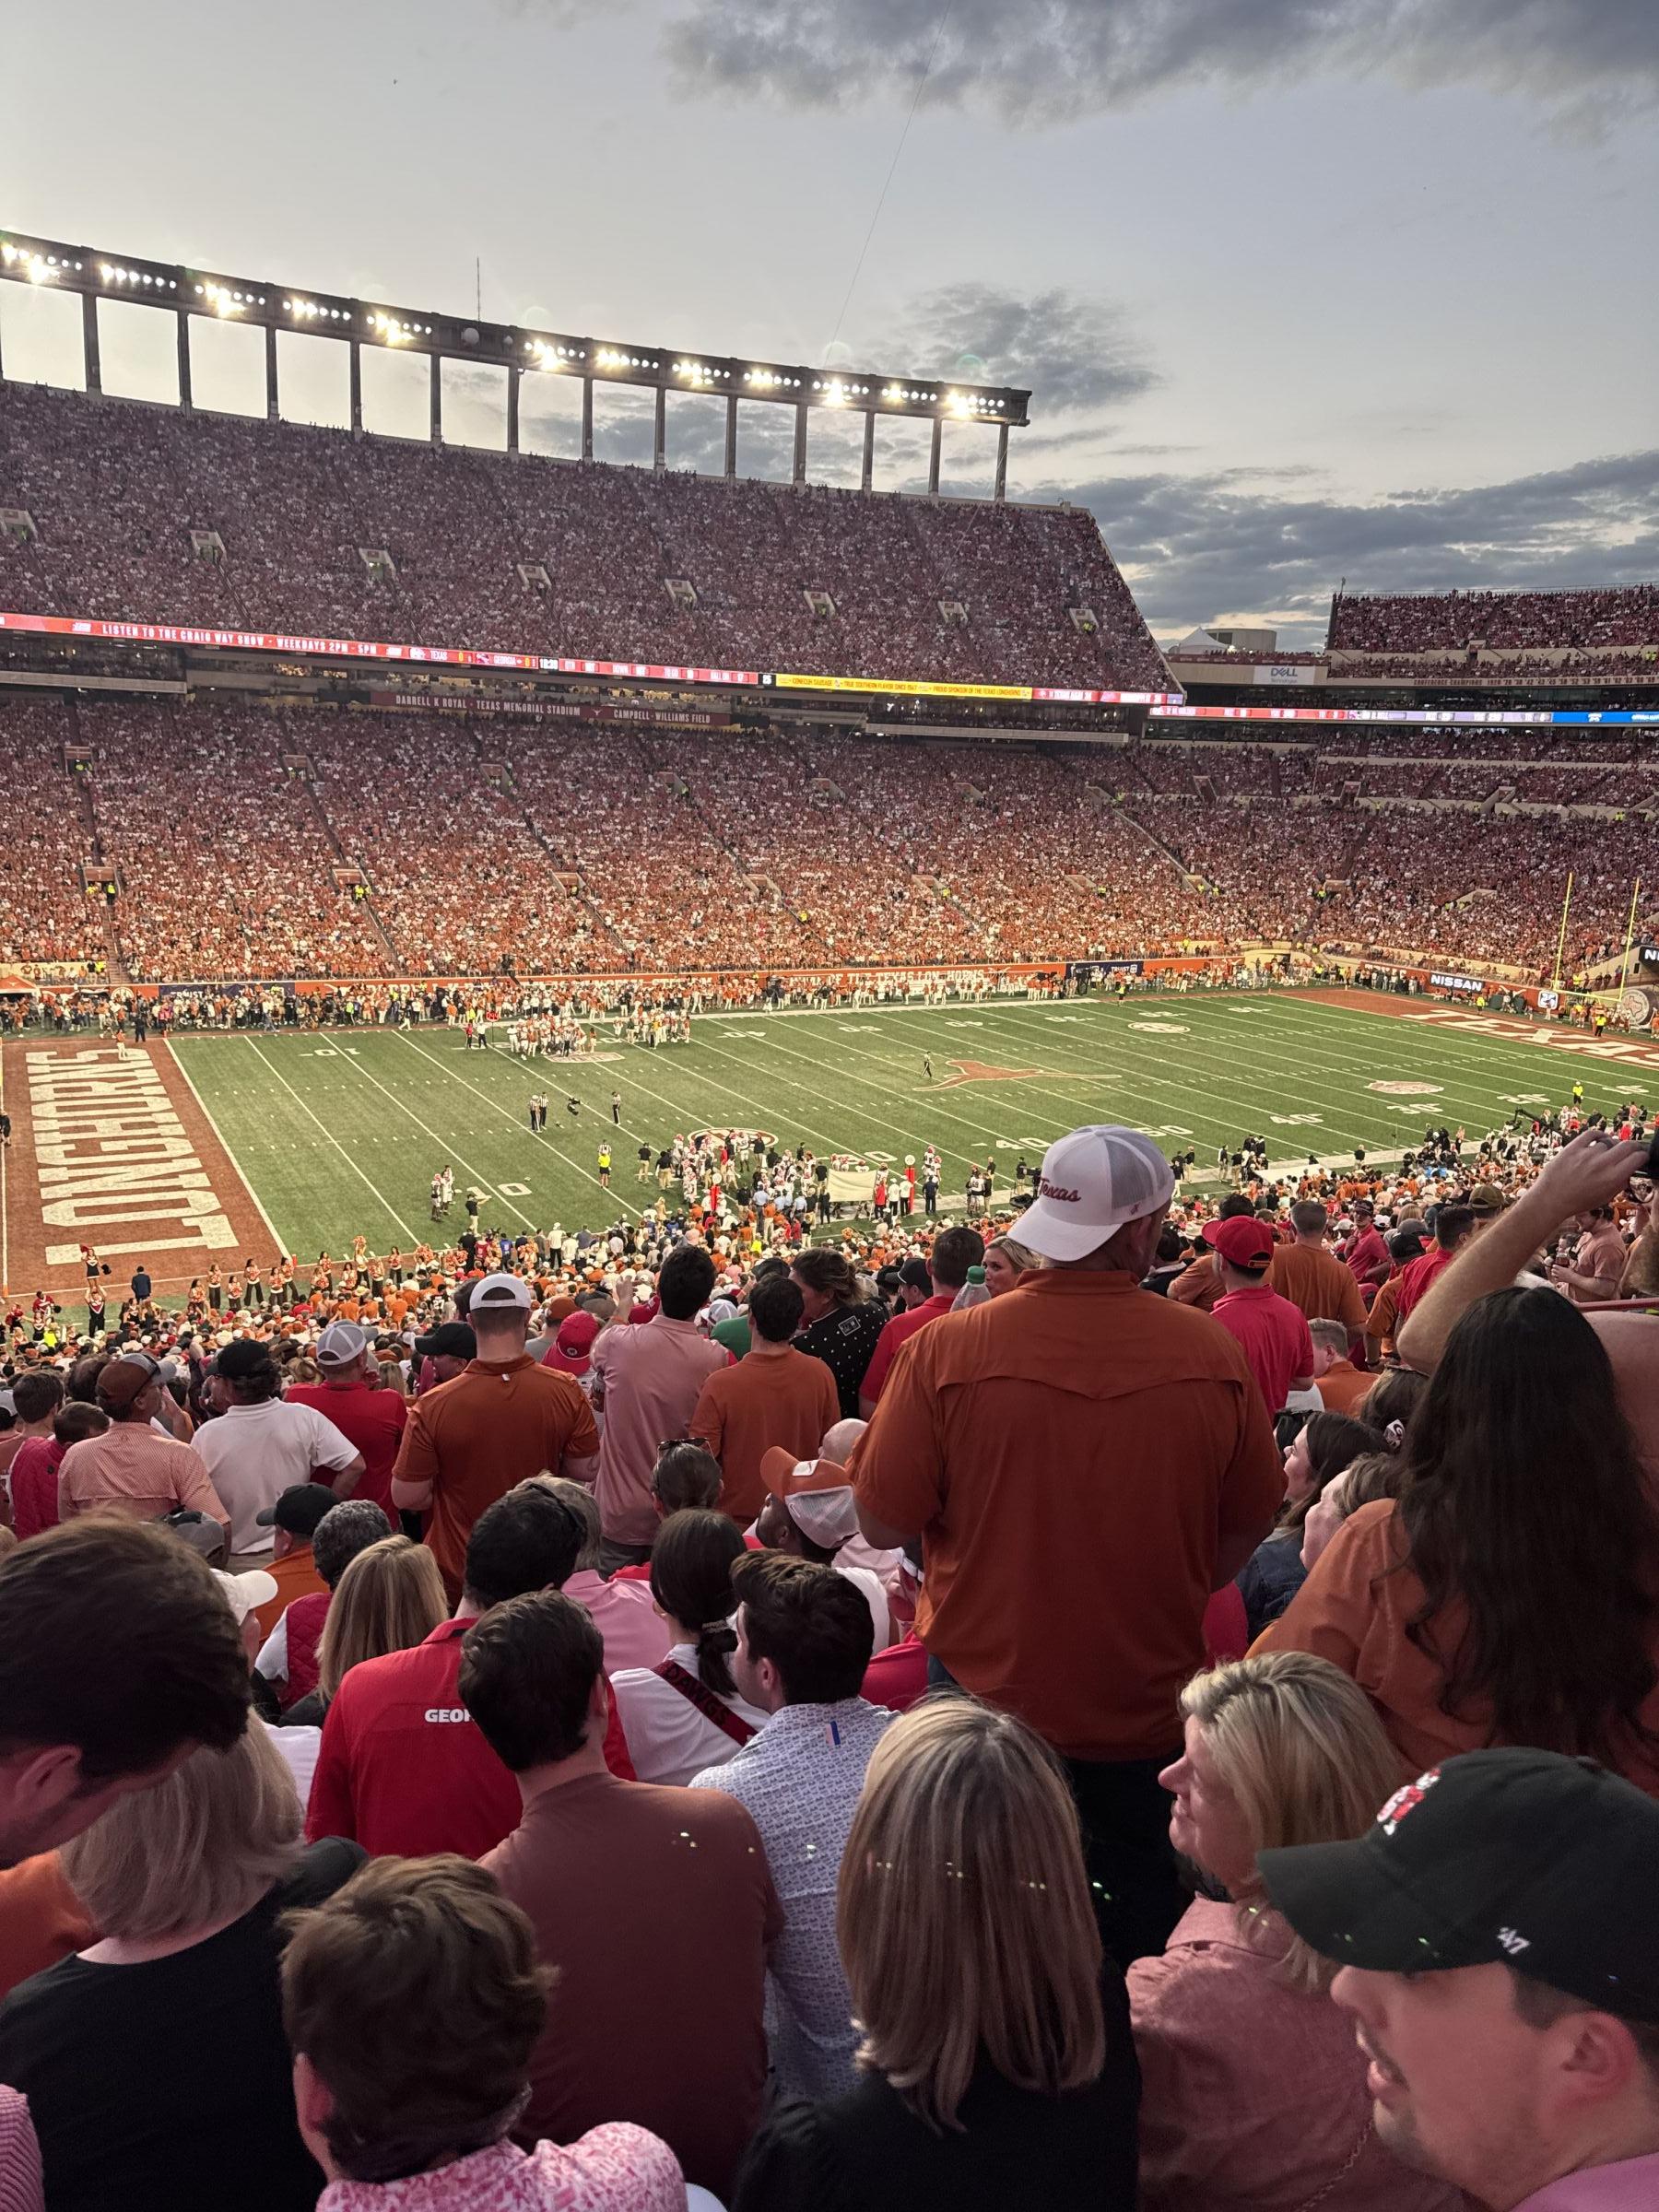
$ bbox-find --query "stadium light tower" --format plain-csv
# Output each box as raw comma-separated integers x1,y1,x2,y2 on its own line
0,229,1032,499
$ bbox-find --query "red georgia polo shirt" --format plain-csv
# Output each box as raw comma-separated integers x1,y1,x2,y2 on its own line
306,1619,521,1858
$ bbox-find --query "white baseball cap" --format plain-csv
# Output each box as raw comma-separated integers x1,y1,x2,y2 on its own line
316,1320,369,1367
1018,1125,1177,1263
470,1271,533,1313
213,1567,279,1627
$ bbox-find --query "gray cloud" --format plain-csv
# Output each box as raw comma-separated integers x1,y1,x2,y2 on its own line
861,283,1157,417
1012,445,1659,641
659,0,1657,126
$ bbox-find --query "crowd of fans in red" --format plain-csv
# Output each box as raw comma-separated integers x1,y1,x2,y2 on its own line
4,691,1655,986
0,382,1167,694
1327,584,1659,655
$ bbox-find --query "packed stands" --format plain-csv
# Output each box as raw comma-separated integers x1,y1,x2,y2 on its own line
1327,584,1659,654
0,382,1169,694
4,697,1653,984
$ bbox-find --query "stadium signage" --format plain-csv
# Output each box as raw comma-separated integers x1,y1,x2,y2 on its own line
0,611,760,687
1157,703,1659,729
771,672,1184,705
380,691,729,729
1429,972,1483,994
0,610,1183,706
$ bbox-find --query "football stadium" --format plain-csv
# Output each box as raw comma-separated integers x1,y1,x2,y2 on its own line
4,102,1659,2210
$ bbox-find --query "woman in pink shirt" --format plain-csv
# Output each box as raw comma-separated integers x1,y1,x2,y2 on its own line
280,1853,683,2212
1128,1652,1465,2212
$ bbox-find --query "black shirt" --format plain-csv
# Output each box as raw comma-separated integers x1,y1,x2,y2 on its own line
794,1300,886,1419
0,1837,363,2212
732,1969,1138,2212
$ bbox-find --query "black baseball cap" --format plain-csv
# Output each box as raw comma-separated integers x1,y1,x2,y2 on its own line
1259,1747,1659,2025
413,1321,477,1362
898,1257,933,1293
254,1482,340,1535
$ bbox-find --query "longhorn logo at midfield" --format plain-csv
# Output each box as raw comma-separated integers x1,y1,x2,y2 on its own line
935,1058,1057,1088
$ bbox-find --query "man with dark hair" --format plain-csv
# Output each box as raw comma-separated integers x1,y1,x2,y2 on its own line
857,1224,984,1414
688,1273,839,1529
1261,1747,1659,2210
589,1241,725,1571
709,1254,789,1361
194,1337,362,1560
393,1273,598,1598
468,1590,781,2199
58,1353,229,1545
1393,1191,1504,1325
0,1520,251,1865
306,1486,588,1857
0,1368,62,1489
692,1551,888,2096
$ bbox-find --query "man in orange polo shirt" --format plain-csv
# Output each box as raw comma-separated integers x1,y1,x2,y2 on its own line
1266,1201,1368,1335
852,1124,1282,1967
393,1274,599,1596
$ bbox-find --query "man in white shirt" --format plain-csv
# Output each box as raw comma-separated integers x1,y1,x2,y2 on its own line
691,1550,890,2099
193,1338,363,1561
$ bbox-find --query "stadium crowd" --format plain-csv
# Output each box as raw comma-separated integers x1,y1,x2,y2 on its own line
2,1096,1659,2211
0,382,1170,694
1327,583,1659,654
5,693,1657,987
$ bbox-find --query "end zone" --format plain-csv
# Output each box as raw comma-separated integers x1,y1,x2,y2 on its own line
1,1039,277,1299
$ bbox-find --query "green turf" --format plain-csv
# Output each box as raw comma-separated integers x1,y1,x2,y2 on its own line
162,992,1638,1258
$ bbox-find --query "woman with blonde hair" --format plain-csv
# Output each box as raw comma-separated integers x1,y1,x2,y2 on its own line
284,1535,448,1725
1128,1653,1462,2212
0,1723,361,2212
982,1233,1039,1297
733,1696,1137,2210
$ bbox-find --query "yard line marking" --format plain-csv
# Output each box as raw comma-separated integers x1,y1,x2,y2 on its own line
169,1041,290,1257
394,1034,641,1220
241,1040,421,1244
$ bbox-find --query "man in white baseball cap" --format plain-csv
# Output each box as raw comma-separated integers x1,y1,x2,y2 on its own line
393,1270,599,1599
851,1121,1284,1970
1016,1124,1178,1263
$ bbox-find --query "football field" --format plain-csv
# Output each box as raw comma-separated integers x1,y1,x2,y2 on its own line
7,988,1659,1298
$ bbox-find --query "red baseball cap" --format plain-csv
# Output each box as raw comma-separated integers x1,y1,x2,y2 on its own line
542,1311,600,1376
1204,1216,1277,1270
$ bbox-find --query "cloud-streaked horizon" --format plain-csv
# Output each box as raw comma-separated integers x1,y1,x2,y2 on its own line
657,0,1659,128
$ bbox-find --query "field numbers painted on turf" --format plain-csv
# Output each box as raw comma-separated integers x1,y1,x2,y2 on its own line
1044,1015,1086,1024
309,1046,360,1056
945,1021,983,1030
1146,1124,1194,1139
1500,1093,1550,1106
1380,1102,1433,1116
498,1182,531,1196
1269,1113,1324,1127
721,1030,768,1041
1130,1021,1190,1034
839,1025,878,1034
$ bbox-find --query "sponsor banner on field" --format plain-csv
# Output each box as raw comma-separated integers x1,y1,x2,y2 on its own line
1430,971,1484,994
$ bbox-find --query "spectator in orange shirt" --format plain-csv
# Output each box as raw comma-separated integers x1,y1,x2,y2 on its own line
1266,1202,1368,1336
1169,1194,1257,1312
853,1124,1282,1967
689,1276,838,1528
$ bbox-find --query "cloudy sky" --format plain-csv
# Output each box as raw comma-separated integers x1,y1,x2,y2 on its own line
4,0,1655,641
